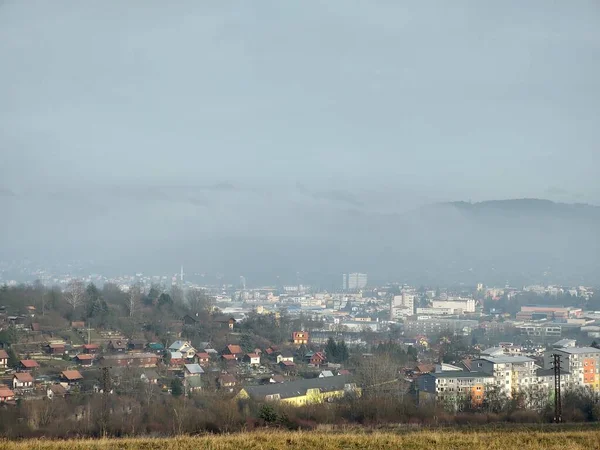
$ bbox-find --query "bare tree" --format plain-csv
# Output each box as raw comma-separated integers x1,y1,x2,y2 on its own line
186,288,213,312
64,280,85,312
128,284,141,318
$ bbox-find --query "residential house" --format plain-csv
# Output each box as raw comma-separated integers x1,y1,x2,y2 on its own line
13,372,34,391
19,360,39,371
128,339,146,352
0,350,9,371
309,352,326,367
184,364,204,392
0,386,15,403
101,353,159,368
169,351,185,367
338,369,351,376
82,344,100,354
140,369,159,384
61,370,84,385
292,331,309,345
47,384,67,399
147,342,165,354
237,375,359,406
47,343,65,356
276,350,294,364
279,360,296,374
183,314,198,326
222,344,244,360
319,370,334,378
71,321,85,330
30,323,41,332
265,346,279,357
244,353,261,366
218,373,237,390
195,352,210,366
184,363,204,378
75,354,94,366
215,317,236,330
417,371,495,409
221,354,237,365
168,341,197,360
107,340,127,352
269,375,285,384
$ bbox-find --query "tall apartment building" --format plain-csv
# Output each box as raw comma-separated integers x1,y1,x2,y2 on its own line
470,355,537,397
543,346,600,391
343,273,367,290
417,371,495,409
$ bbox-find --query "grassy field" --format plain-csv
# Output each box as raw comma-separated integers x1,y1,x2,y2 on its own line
2,428,600,450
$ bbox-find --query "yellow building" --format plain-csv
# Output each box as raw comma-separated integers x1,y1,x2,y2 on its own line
237,375,359,406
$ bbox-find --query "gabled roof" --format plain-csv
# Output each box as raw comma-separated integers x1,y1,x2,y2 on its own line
83,344,99,350
48,384,67,396
0,350,9,359
49,343,65,349
20,359,39,368
61,370,83,381
278,350,294,358
242,375,353,401
270,375,285,383
320,370,334,377
14,372,34,382
196,352,210,359
0,386,15,398
169,351,183,360
280,360,296,367
184,363,204,375
226,344,243,355
168,340,188,350
222,354,236,361
246,353,260,359
76,354,94,361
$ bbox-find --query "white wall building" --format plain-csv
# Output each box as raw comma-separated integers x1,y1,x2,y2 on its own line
432,298,475,314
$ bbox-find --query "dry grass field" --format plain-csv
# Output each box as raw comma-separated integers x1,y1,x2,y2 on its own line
1,428,600,450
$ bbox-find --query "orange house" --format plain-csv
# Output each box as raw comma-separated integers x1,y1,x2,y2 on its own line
292,331,309,345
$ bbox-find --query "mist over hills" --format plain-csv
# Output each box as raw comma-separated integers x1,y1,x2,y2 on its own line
1,194,598,287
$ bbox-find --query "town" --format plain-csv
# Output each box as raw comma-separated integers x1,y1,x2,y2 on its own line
0,270,599,435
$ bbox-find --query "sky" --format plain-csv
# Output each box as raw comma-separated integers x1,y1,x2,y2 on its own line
1,1,599,281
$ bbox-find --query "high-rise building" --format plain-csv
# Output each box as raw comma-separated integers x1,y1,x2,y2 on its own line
342,274,348,291
347,273,367,290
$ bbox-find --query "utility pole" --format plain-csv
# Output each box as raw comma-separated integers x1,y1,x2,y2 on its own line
552,353,562,423
100,367,112,436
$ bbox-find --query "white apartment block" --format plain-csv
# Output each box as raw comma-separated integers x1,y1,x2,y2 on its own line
432,298,475,314
471,356,537,397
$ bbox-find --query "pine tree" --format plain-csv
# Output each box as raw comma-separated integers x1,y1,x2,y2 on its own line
325,337,338,362
338,340,349,363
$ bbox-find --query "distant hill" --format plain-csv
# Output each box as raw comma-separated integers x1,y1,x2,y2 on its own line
378,198,600,286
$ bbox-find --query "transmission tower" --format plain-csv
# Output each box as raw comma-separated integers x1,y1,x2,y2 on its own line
552,353,562,423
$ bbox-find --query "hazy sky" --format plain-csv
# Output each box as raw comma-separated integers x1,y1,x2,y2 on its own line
1,1,599,279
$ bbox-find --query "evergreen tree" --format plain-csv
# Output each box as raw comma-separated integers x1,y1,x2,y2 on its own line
325,337,338,362
338,340,349,363
170,378,183,397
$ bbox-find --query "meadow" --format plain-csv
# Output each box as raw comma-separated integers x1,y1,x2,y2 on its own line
1,427,600,450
